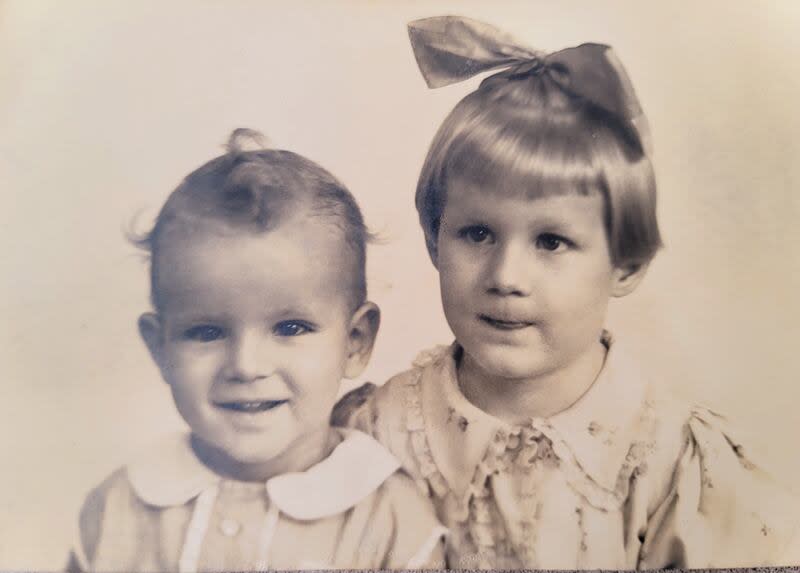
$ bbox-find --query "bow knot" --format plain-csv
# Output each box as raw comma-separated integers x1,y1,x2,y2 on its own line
507,57,546,80
407,15,652,155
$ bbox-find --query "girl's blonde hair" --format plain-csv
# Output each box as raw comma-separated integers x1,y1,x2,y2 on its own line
416,73,662,267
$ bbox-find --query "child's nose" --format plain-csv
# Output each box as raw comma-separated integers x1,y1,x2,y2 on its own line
224,329,272,383
485,241,532,297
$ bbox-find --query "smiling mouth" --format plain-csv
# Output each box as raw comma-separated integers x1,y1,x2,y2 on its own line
214,400,289,413
479,315,534,331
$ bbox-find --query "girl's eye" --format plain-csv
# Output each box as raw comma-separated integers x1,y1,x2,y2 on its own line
183,325,226,342
459,225,493,244
273,320,315,337
536,233,570,252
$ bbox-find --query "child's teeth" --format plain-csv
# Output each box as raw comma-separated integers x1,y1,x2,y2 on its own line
220,400,286,412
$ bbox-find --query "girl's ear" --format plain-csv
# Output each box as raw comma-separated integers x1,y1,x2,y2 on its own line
343,302,381,379
427,237,440,269
138,312,165,369
611,261,649,298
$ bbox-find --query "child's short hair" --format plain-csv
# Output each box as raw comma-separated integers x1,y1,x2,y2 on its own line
135,129,370,311
416,72,662,267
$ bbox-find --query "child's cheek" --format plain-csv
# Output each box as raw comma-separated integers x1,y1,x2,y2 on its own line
162,343,223,386
290,335,347,400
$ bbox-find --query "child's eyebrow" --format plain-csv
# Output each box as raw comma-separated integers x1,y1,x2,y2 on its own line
527,209,596,228
269,306,318,320
169,313,228,324
173,316,225,329
442,209,491,225
529,216,577,230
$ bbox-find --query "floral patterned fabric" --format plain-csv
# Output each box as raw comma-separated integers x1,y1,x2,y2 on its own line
334,336,800,568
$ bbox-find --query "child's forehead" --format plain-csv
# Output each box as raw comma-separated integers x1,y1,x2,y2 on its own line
153,215,356,286
152,222,359,313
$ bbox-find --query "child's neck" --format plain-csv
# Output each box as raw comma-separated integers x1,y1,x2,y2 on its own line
191,426,339,483
458,341,607,424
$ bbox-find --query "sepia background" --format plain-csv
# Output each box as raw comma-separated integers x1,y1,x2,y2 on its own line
2,0,799,568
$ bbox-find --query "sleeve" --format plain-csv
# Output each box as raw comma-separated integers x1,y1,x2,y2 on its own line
330,382,378,434
382,474,448,570
639,406,800,568
333,375,437,497
65,476,111,572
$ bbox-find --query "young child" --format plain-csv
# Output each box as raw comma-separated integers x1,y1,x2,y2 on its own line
333,16,800,569
68,130,446,572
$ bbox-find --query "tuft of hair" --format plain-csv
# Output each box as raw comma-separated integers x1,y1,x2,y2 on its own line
416,72,662,268
225,127,270,155
132,129,371,311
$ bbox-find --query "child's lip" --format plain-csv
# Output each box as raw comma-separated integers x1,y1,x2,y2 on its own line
213,399,290,413
478,314,535,330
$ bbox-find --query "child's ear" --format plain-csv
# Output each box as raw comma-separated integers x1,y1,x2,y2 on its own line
138,312,165,369
343,302,381,379
611,261,649,298
426,222,441,269
427,238,439,269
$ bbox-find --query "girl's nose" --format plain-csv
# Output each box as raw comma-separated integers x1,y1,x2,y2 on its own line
485,241,532,297
224,329,271,383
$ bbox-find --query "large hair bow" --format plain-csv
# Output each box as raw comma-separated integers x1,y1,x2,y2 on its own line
407,15,651,154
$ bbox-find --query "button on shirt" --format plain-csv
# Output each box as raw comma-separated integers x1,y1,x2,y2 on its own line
69,429,447,572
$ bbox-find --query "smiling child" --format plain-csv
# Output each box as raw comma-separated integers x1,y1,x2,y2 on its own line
67,130,445,572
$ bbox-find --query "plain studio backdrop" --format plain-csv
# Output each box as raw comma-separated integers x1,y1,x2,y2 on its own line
2,1,799,568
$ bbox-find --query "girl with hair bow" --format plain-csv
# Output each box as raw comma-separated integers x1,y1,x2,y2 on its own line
334,15,800,569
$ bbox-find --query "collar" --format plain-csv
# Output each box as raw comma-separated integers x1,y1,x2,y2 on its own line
420,332,650,497
127,428,400,521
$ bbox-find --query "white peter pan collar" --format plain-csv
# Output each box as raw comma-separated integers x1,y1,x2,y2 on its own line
127,429,400,521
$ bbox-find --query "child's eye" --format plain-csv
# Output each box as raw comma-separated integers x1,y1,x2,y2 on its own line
183,325,226,342
273,320,315,337
458,225,494,244
536,233,571,252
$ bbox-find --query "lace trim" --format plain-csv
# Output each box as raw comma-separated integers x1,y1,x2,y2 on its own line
403,344,658,567
506,427,545,566
463,413,655,566
406,347,451,499
404,347,499,566
526,399,657,511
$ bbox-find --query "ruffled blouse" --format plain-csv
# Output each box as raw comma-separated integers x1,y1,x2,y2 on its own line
333,336,800,569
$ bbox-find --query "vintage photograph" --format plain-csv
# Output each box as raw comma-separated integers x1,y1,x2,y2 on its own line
1,1,799,570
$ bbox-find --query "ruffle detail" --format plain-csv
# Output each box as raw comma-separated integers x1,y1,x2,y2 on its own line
524,399,657,512
504,426,547,565
401,342,658,566
405,356,450,499
468,491,497,568
689,404,757,470
411,345,452,369
403,346,505,566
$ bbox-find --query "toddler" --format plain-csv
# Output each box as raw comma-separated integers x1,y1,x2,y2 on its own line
68,130,445,571
334,16,800,569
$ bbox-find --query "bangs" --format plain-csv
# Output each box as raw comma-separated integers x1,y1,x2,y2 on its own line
416,82,660,266
443,114,606,201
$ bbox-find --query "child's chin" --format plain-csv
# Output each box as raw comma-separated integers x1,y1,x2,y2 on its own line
490,365,545,383
195,434,291,474
469,347,549,381
226,442,290,466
